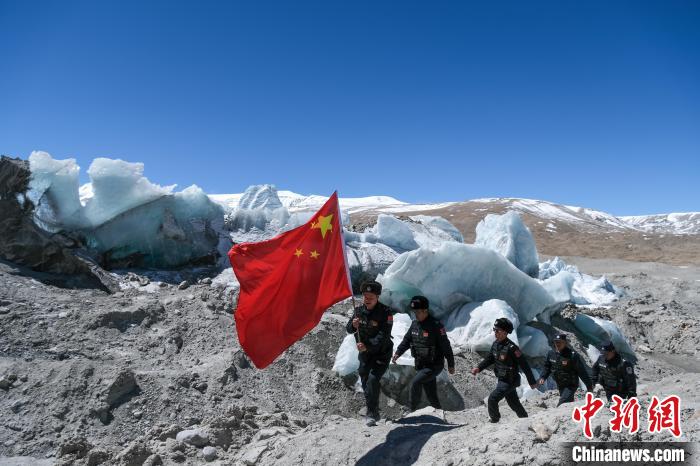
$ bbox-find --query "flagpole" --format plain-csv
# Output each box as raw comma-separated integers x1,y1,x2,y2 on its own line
335,191,363,347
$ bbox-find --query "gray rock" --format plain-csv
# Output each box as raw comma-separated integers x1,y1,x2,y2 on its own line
104,369,139,408
10,399,24,413
202,446,217,461
175,428,209,447
0,374,17,390
529,421,552,442
178,281,190,290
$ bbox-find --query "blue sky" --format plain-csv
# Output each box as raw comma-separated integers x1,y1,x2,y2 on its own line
1,1,698,215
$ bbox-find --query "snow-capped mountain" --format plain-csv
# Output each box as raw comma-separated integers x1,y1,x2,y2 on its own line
209,191,455,215
209,191,699,236
620,212,700,235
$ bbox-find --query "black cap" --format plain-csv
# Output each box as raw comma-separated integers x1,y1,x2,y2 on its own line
361,281,382,295
493,318,514,334
553,333,568,342
410,295,429,310
601,340,615,351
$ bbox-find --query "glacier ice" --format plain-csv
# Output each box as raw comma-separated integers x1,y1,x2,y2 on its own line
332,334,361,377
82,157,175,227
25,152,228,269
539,266,621,309
227,184,290,234
27,151,84,231
538,256,579,280
343,214,463,252
444,299,520,352
586,344,601,364
410,215,464,243
475,211,539,278
377,242,555,324
573,314,636,362
344,242,399,291
516,325,550,358
374,214,419,251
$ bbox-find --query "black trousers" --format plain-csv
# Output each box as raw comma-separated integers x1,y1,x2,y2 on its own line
488,380,527,421
557,385,577,406
409,367,442,411
358,356,389,413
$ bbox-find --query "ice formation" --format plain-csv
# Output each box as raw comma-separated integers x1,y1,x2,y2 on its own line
227,184,290,234
573,314,636,362
410,215,464,243
516,325,550,358
27,151,84,231
444,300,520,352
343,213,462,252
25,152,228,268
475,211,539,278
538,256,579,280
539,267,622,310
377,242,555,323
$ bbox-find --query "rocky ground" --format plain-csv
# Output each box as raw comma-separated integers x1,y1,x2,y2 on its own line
1,256,699,465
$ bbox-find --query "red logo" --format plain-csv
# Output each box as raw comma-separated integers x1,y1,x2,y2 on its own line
610,396,640,434
648,395,682,437
573,394,683,438
572,392,605,439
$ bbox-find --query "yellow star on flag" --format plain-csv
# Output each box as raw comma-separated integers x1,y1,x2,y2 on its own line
294,248,303,258
310,250,320,259
312,214,333,239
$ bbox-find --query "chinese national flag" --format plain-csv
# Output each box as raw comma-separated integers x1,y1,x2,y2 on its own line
228,192,352,368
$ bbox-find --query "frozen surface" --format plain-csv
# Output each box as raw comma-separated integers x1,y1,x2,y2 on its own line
27,151,83,231
516,325,550,358
410,215,464,243
443,300,520,352
83,158,175,227
573,314,636,362
539,260,622,309
345,242,399,289
343,214,462,252
475,211,539,277
228,185,290,233
538,256,579,280
26,152,228,268
377,242,555,323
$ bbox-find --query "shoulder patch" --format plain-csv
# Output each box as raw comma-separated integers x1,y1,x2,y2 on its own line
387,314,393,322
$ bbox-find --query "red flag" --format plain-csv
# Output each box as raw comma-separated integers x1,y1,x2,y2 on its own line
228,192,352,368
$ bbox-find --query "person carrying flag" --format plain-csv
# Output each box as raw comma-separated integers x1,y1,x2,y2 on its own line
346,280,393,426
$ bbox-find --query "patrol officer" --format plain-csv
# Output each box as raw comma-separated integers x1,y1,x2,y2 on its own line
591,340,637,400
346,281,394,426
537,333,592,406
471,317,537,423
391,296,455,413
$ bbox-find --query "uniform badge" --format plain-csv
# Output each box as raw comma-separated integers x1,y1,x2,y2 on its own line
370,320,379,327
514,350,522,358
499,354,506,360
423,331,429,337
562,360,569,366
387,315,393,322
